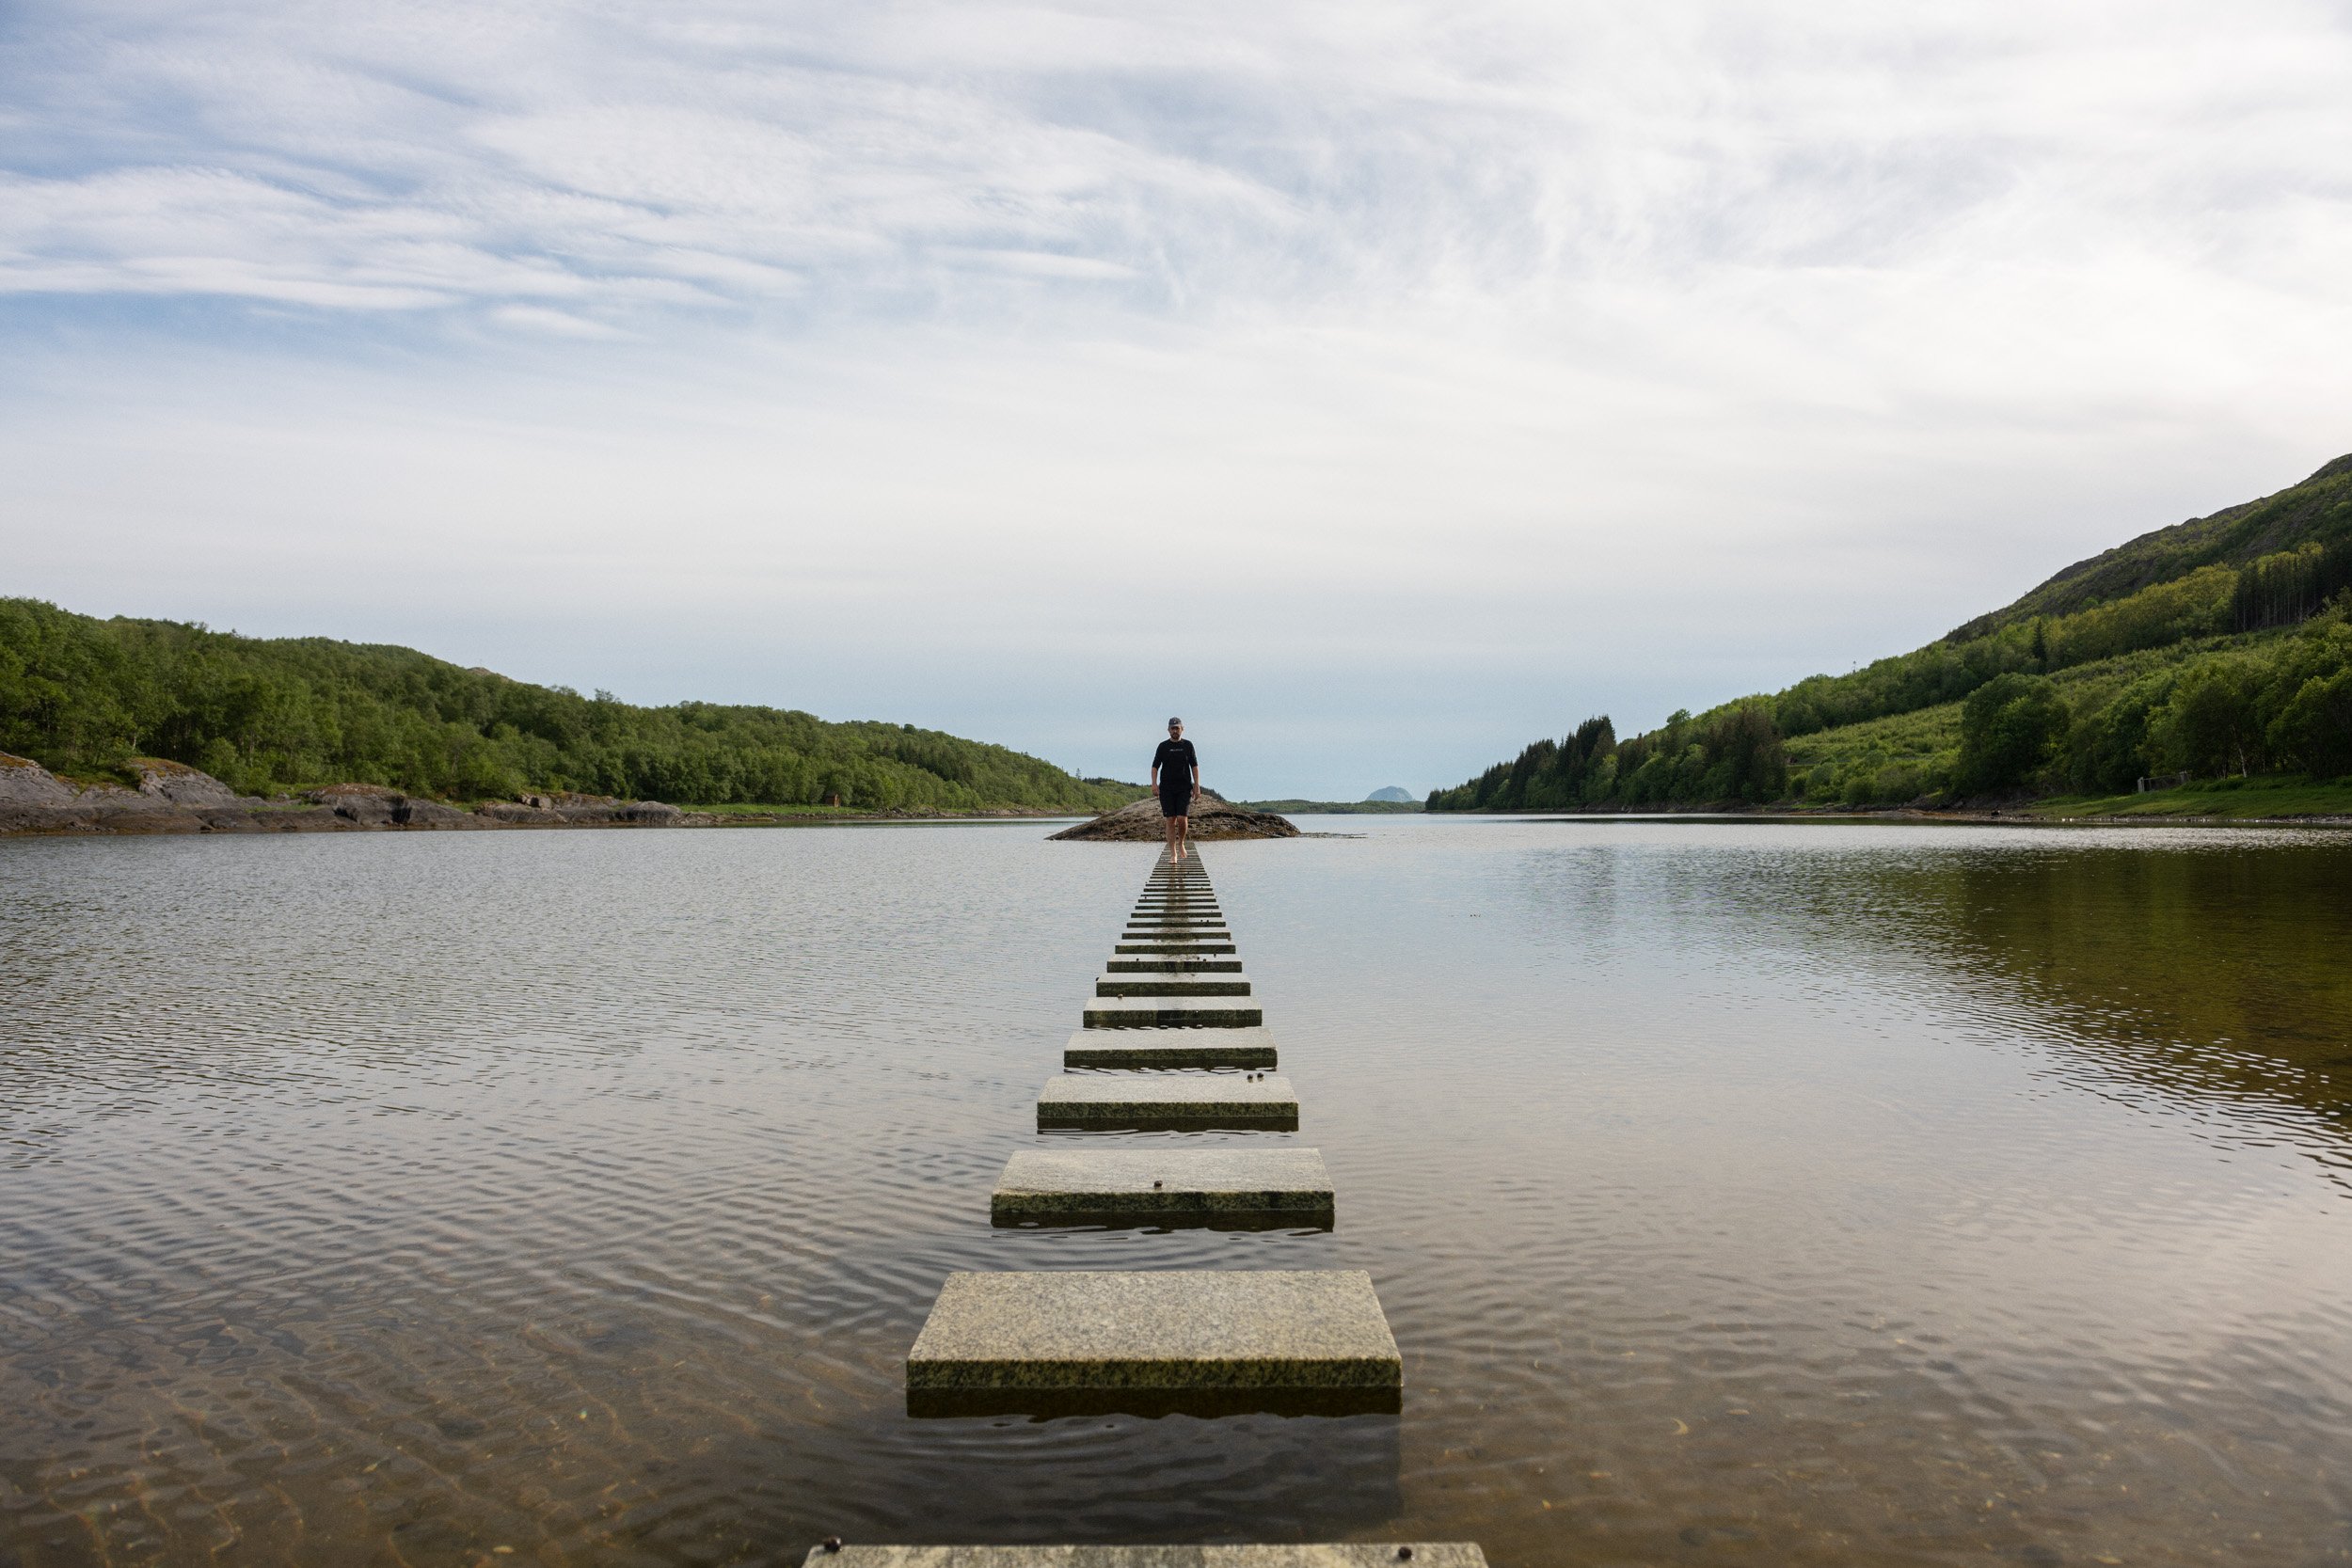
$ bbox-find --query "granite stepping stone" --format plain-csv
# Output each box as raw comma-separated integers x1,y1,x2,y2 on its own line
1082,996,1262,1029
990,1148,1333,1221
905,1269,1398,1391
1095,972,1252,998
1062,1026,1277,1069
1037,1069,1294,1128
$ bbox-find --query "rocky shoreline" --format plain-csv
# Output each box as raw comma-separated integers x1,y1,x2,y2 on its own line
0,753,1087,838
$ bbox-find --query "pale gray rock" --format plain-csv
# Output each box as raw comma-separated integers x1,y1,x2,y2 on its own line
0,752,78,807
131,758,243,807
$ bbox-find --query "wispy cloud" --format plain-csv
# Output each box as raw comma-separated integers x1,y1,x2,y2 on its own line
12,1,2341,329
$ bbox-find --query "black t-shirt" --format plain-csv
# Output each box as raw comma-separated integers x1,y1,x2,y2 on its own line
1152,738,1197,791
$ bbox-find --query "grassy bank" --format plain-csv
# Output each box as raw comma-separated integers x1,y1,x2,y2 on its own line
2029,776,2352,819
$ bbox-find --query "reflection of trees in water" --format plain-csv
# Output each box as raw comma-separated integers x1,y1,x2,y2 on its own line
1782,834,2352,1132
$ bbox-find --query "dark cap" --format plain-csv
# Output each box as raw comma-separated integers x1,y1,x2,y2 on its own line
1168,717,1183,726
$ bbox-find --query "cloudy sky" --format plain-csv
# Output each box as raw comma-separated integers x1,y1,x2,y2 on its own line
5,0,2350,799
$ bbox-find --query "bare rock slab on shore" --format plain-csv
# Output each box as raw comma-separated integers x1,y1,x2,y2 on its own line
806,1548,1484,1568
905,1270,1398,1390
0,752,690,836
991,1148,1332,1221
1050,795,1298,842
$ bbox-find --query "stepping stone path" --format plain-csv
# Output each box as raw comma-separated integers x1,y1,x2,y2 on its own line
806,1547,1489,1566
885,849,1469,1562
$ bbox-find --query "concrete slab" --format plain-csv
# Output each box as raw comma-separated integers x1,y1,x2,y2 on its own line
804,1548,1484,1568
1105,955,1244,972
1095,973,1253,997
904,1270,1397,1392
1114,939,1238,955
991,1148,1332,1220
1082,996,1263,1029
1063,1026,1276,1069
1038,1069,1295,1128
1125,919,1230,930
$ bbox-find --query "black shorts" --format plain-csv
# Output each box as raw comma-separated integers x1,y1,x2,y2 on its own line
1159,791,1191,818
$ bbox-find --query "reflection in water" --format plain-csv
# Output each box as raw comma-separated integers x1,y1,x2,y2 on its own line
1854,840,2352,1131
3,820,2350,1565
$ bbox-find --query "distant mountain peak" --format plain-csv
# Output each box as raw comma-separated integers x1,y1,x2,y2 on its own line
1364,785,1415,802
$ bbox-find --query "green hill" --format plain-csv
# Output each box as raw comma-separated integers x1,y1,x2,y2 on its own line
0,597,1137,813
1430,455,2352,815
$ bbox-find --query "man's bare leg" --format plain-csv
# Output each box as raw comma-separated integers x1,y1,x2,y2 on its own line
1164,812,1180,861
1172,813,1188,862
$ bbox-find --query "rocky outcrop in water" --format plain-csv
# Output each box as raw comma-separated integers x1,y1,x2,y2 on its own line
0,753,690,836
1049,793,1299,842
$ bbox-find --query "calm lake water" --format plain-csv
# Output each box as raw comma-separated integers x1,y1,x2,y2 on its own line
4,816,2351,1567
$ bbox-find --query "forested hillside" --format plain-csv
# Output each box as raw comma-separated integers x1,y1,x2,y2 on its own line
0,598,1136,812
1431,454,2352,813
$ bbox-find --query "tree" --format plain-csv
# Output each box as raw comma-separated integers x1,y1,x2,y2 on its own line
1954,673,2070,795
2151,663,2262,778
2270,666,2352,779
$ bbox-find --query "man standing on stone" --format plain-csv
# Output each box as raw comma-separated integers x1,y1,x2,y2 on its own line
1152,717,1200,862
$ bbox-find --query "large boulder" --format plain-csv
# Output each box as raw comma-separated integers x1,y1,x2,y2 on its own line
0,752,78,808
1050,793,1299,842
310,783,403,825
131,757,244,808
305,783,485,829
